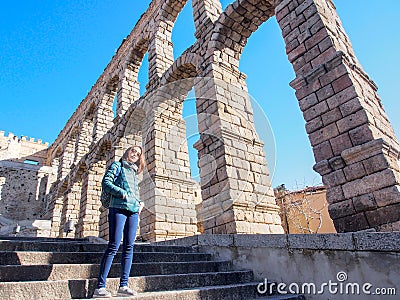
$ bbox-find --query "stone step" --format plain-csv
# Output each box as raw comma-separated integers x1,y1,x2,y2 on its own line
0,261,231,282
0,237,305,299
92,283,261,300
0,271,255,299
0,240,196,253
0,251,212,265
0,236,90,243
117,286,306,300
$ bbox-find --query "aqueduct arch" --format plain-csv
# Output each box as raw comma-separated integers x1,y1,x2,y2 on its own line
45,0,400,241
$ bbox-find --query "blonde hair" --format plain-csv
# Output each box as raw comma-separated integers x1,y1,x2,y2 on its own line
121,146,146,174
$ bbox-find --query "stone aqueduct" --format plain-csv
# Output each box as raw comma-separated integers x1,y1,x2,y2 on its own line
44,0,400,241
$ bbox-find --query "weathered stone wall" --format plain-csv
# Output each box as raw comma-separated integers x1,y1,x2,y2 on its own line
0,131,53,236
0,163,47,220
0,131,48,164
156,233,400,300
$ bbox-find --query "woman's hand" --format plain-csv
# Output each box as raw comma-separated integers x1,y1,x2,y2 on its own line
139,201,144,213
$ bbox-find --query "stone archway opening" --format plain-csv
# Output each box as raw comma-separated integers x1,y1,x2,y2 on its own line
171,0,196,59
130,61,202,241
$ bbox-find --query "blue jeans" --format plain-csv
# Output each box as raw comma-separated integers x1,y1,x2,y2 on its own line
97,207,139,288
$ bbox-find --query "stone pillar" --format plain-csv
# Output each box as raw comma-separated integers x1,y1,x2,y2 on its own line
74,120,93,164
275,0,400,231
192,0,222,39
49,185,66,237
193,73,284,234
140,98,199,242
93,86,116,143
117,66,140,118
59,137,75,180
59,182,81,237
75,167,101,238
148,33,174,90
86,160,108,239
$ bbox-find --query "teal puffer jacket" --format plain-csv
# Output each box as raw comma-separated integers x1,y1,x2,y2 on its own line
101,161,141,213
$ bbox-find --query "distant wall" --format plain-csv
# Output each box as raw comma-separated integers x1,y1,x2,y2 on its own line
156,233,399,300
276,186,336,234
0,131,54,230
0,131,49,164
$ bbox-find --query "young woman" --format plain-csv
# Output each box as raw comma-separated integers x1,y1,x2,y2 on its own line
93,146,145,298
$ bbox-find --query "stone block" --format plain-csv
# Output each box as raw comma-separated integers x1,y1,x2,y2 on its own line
321,107,342,126
353,232,400,251
362,153,390,175
339,97,363,117
288,44,307,62
311,47,336,68
285,36,300,54
328,156,345,170
318,36,333,54
294,0,313,16
249,222,269,234
297,60,313,75
305,28,328,50
268,224,285,234
197,234,234,246
313,159,332,176
313,141,333,163
336,110,369,134
348,124,376,146
284,27,300,44
233,234,287,248
275,5,290,23
365,203,400,227
376,220,400,232
341,138,385,166
304,44,321,63
342,169,398,199
290,13,306,30
330,133,353,156
298,28,312,44
343,162,366,182
306,116,323,134
288,233,355,250
373,185,400,208
216,210,234,226
328,199,355,219
332,74,353,93
316,84,335,102
326,86,357,109
295,80,321,100
352,193,377,213
309,123,339,147
322,169,346,187
235,221,251,233
333,212,370,232
298,93,318,111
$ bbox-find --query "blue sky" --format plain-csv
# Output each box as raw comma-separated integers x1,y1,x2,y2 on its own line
0,1,399,190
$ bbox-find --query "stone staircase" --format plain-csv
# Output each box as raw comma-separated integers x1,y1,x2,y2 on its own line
0,237,305,299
